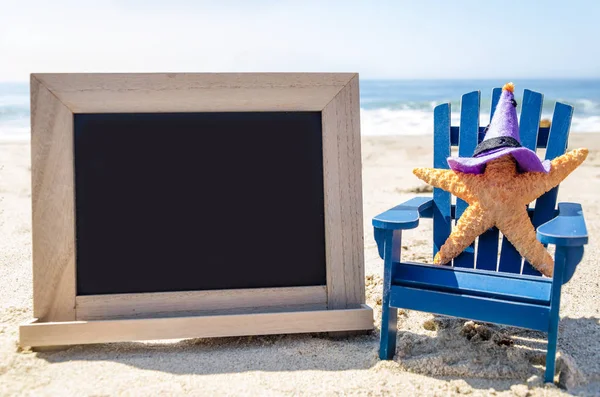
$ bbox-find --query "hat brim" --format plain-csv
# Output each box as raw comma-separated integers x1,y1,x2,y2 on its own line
447,147,551,174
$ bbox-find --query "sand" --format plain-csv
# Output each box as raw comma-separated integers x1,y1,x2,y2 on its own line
1,134,599,396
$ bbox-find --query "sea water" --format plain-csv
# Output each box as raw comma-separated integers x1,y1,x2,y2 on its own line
1,79,599,141
359,79,600,136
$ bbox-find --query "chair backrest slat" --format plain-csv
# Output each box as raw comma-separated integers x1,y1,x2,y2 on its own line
453,91,480,268
520,89,544,150
498,89,545,274
433,103,452,259
490,88,502,120
513,89,544,275
475,88,503,271
432,86,573,278
523,102,573,274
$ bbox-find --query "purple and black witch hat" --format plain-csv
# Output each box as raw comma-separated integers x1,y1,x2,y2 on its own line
447,82,551,174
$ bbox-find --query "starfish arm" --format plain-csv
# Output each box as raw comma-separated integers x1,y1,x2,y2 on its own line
412,168,476,202
433,203,494,265
519,148,589,203
496,210,554,277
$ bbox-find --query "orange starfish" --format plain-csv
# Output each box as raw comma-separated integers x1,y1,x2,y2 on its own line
412,148,588,277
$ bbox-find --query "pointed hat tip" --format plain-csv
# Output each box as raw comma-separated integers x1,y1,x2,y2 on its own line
503,82,515,93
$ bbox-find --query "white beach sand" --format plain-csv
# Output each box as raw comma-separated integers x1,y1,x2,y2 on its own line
1,134,599,396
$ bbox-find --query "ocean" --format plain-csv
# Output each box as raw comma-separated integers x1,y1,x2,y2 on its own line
1,79,599,141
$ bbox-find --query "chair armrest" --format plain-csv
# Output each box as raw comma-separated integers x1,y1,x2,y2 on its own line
372,196,433,230
536,203,588,247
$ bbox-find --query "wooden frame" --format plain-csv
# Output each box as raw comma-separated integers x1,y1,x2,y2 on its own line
20,73,373,347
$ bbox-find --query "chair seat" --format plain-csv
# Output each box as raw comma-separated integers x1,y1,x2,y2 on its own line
392,262,552,306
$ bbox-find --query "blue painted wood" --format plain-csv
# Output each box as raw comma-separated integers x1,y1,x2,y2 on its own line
519,89,544,150
517,90,544,276
391,230,403,263
561,245,584,284
535,126,551,148
522,259,542,276
389,285,550,332
476,88,503,271
422,203,452,220
420,204,547,221
449,126,550,147
433,104,452,259
500,89,545,275
397,259,552,282
537,203,588,247
391,262,551,305
372,197,434,230
496,245,523,274
544,245,567,382
530,103,573,229
454,91,480,268
374,227,385,260
379,229,398,360
524,103,574,273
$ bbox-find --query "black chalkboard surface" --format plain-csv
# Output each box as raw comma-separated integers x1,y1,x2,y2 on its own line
74,112,326,295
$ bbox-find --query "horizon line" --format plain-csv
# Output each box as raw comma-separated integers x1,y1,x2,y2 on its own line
2,75,600,84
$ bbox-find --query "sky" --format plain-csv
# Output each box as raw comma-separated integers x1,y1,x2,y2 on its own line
1,0,599,82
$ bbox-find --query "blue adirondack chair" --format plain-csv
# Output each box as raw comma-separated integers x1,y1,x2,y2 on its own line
373,87,588,383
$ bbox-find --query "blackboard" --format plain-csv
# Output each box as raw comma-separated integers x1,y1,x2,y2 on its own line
23,73,372,348
73,112,327,295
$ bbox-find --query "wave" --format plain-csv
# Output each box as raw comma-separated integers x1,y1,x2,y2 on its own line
0,105,29,120
362,98,600,115
0,124,29,141
360,108,600,136
1,103,599,141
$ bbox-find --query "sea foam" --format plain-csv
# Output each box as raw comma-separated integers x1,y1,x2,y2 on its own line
1,80,600,140
360,108,600,136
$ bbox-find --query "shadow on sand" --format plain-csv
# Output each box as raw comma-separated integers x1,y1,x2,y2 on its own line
34,316,599,394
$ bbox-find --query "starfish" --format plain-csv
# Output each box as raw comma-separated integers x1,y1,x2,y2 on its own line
412,148,588,277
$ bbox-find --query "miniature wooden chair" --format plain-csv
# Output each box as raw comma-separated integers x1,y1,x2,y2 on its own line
373,87,588,383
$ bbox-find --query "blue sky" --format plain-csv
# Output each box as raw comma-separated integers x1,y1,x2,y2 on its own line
1,0,598,82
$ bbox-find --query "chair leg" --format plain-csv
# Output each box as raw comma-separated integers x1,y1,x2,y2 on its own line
379,229,400,360
545,319,559,383
380,306,398,359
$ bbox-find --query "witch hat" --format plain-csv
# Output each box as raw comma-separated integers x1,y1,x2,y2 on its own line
447,82,551,174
